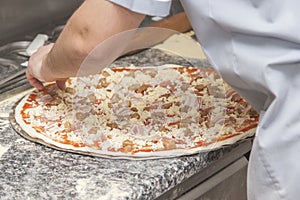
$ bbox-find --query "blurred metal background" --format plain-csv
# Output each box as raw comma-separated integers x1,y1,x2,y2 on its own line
0,0,83,45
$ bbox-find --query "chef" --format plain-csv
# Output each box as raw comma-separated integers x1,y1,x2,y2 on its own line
26,0,300,199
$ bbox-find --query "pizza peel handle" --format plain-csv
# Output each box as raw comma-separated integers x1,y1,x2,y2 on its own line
26,34,49,56
20,34,49,67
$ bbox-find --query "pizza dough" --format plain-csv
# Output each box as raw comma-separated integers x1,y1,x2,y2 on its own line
13,65,259,159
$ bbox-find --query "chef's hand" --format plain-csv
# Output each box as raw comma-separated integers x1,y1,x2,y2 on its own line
26,43,67,91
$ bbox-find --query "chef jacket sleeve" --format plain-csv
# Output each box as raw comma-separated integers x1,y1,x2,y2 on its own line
109,0,171,17
180,1,300,200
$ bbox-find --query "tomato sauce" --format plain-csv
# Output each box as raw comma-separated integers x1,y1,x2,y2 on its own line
59,134,86,148
195,133,241,147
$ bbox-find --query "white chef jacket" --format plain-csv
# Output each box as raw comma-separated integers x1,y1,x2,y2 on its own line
110,0,300,199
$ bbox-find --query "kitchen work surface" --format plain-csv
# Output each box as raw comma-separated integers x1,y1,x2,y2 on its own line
1,99,250,199
0,48,251,199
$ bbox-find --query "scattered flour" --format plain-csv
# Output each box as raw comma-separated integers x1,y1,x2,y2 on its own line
76,178,129,200
0,145,9,157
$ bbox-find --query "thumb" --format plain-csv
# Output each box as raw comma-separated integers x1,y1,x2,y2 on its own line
56,79,67,90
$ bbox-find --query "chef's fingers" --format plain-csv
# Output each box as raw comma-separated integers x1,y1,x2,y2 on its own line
26,68,45,91
56,79,67,90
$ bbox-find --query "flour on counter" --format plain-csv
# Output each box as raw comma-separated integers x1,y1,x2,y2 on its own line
0,118,10,132
0,113,9,118
76,177,130,200
0,145,9,157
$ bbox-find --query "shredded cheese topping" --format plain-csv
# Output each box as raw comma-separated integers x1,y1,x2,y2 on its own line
19,65,259,154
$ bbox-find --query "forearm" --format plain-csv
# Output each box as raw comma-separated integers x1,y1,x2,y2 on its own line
43,0,145,80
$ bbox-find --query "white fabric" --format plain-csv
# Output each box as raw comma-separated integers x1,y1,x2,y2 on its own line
109,0,171,17
181,1,300,199
110,0,300,199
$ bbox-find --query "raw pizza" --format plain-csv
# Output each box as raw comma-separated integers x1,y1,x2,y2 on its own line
14,64,259,159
